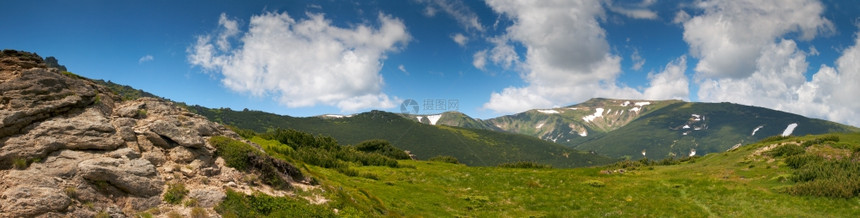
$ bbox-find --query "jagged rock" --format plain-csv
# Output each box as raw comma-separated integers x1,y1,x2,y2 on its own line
142,130,170,148
168,146,195,163
195,121,220,136
108,148,141,159
0,187,71,217
115,101,144,118
149,120,203,148
0,107,123,168
188,189,226,207
0,51,303,217
112,118,137,142
78,158,163,197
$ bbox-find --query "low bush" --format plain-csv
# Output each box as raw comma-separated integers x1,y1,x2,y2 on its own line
497,161,551,169
428,155,460,164
163,183,188,204
210,136,301,190
784,154,823,169
767,144,805,157
216,189,335,217
353,139,411,160
801,135,840,147
788,159,860,198
582,180,605,187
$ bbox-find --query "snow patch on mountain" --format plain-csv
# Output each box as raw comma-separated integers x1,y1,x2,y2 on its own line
629,107,640,112
583,108,605,122
535,121,546,129
427,114,443,125
635,102,651,106
781,123,798,136
683,125,690,129
692,114,702,121
752,125,764,136
621,101,631,106
579,130,588,137
537,109,560,114
416,116,424,122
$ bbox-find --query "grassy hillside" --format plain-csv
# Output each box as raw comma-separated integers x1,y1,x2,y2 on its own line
188,107,614,168
296,132,860,216
576,102,860,159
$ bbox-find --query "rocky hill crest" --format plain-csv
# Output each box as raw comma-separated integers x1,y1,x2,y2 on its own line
0,50,306,217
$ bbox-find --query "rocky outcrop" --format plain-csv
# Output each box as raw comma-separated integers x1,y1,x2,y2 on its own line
0,50,304,217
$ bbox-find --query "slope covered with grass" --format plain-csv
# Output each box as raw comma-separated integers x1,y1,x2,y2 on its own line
295,132,860,217
189,107,614,168
575,102,859,159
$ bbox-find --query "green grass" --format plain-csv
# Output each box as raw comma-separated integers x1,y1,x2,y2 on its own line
288,132,860,217
216,189,335,218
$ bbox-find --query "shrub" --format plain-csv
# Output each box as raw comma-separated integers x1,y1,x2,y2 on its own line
184,198,199,207
353,139,410,160
801,135,841,147
497,161,551,169
63,186,77,199
428,155,460,164
215,189,335,217
767,144,805,157
785,154,823,169
788,159,860,198
137,109,147,118
583,180,605,187
12,158,28,170
163,183,188,204
210,136,257,171
190,207,208,218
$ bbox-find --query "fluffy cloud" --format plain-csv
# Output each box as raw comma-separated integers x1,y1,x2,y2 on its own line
683,0,833,78
188,12,410,112
472,50,487,70
684,0,860,126
482,0,664,113
644,56,689,100
451,33,468,47
138,55,154,64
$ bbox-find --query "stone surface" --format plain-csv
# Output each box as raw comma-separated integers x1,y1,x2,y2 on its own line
78,158,164,197
188,188,226,207
149,120,203,148
0,50,307,217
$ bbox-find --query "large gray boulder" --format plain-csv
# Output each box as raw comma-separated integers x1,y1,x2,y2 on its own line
78,158,164,197
149,120,204,148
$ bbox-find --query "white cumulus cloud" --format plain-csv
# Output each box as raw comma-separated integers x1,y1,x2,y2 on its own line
187,12,410,112
683,0,860,126
482,0,674,114
644,56,689,100
451,33,468,47
682,0,834,79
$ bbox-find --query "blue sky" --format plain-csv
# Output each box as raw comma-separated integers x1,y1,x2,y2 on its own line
2,0,860,126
